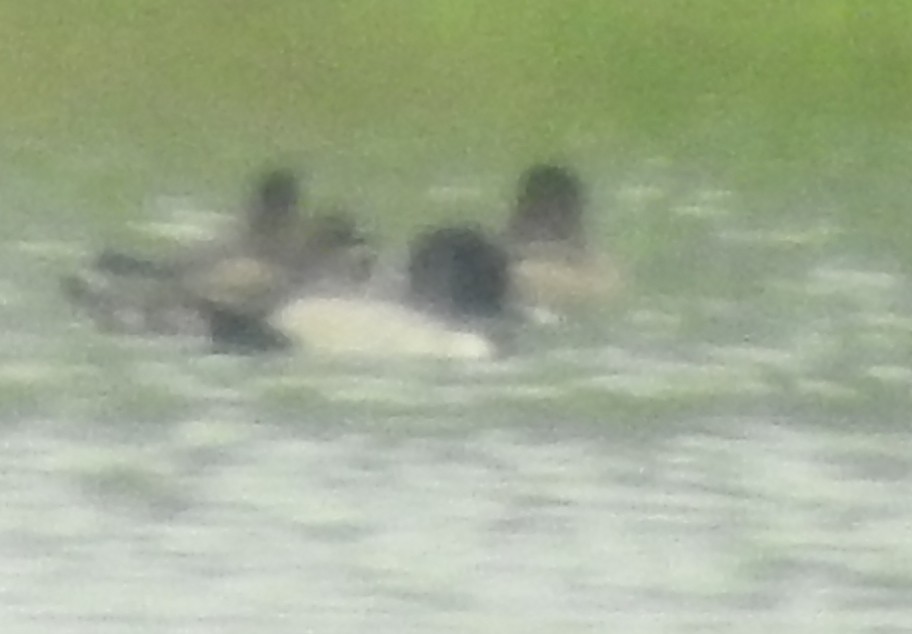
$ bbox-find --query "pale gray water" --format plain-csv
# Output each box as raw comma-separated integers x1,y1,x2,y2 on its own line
1,417,911,632
3,1,912,627
2,132,912,633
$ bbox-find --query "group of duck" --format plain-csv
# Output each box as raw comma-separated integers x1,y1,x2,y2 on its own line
62,164,621,360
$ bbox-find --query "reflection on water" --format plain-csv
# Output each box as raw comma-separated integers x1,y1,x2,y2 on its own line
1,419,911,632
2,131,912,631
3,1,912,626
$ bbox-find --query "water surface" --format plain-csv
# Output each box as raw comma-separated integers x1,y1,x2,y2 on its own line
2,2,912,632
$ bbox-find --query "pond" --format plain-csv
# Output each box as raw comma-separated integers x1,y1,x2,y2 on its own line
1,2,911,632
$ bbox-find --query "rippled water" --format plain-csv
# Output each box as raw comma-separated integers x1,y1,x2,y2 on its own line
2,417,911,633
1,122,911,633
4,1,912,627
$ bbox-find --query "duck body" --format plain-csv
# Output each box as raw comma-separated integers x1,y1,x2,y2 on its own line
226,225,513,360
510,242,622,311
506,164,623,313
61,249,206,336
271,295,497,360
63,169,374,342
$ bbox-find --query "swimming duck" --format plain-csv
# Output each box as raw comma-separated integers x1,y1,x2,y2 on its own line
505,164,622,312
212,224,514,360
62,168,374,339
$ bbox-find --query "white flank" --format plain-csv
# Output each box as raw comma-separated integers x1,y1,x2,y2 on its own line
272,297,494,360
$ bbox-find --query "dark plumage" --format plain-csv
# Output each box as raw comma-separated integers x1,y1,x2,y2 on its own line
408,225,509,320
507,164,585,248
62,168,375,343
255,224,514,359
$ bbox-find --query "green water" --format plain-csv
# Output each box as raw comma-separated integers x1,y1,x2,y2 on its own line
2,3,912,632
1,0,909,483
2,1,911,254
4,1,911,131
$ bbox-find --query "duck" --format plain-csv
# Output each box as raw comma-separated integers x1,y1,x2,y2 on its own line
505,164,622,313
62,168,374,340
210,224,515,360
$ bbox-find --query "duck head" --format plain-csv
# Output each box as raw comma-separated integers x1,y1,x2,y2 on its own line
508,164,585,247
246,168,300,239
303,211,370,252
407,225,509,320
293,211,376,289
